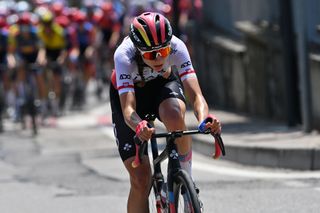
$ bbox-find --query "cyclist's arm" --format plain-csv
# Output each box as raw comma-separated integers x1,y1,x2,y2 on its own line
119,91,154,141
172,36,209,122
119,91,141,130
36,47,47,66
7,30,17,69
182,77,209,122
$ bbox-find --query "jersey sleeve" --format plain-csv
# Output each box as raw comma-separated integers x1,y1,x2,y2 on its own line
172,37,197,82
114,44,135,95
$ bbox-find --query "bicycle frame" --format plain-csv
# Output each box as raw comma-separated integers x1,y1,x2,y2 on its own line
151,129,210,212
132,114,225,212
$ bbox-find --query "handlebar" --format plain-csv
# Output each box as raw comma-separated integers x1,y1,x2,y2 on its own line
132,129,226,168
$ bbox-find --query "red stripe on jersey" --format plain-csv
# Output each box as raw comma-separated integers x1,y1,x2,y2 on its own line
179,69,196,78
117,84,134,90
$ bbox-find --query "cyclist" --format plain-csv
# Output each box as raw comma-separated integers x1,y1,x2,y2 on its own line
67,10,96,107
7,12,46,118
96,1,121,76
0,16,9,132
51,1,70,28
37,9,67,115
110,12,221,212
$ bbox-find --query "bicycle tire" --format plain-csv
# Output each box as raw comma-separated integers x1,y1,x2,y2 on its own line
149,184,165,213
172,170,202,213
0,84,4,133
24,81,38,135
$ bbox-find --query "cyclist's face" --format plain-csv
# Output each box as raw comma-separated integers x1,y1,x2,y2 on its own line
140,46,170,72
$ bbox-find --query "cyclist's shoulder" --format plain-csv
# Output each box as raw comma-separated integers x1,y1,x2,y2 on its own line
38,23,64,37
8,25,19,36
114,37,136,62
170,35,188,54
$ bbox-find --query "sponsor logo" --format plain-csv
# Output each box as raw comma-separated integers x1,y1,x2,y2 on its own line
123,143,132,151
123,82,129,87
169,91,179,96
179,87,185,99
171,48,177,55
170,150,179,159
181,61,191,69
130,26,141,43
168,27,172,36
120,74,131,80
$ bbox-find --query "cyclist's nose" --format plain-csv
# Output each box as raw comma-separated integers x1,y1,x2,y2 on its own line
154,52,163,61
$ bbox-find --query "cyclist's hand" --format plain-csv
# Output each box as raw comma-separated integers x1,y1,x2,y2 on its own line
37,57,47,66
198,114,222,135
135,120,155,142
199,114,225,159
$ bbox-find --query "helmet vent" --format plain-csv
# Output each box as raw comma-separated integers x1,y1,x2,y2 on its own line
137,18,147,27
155,14,160,22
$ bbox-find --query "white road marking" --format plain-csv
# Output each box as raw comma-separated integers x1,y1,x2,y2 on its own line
192,161,320,179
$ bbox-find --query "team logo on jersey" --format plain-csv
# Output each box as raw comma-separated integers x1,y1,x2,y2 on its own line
120,74,131,80
181,61,191,68
171,48,177,55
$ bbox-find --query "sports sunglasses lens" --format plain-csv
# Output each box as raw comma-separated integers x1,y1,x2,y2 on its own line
142,46,170,60
159,46,170,57
143,52,156,60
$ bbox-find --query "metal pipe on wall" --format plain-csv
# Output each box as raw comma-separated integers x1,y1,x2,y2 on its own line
292,0,313,132
279,0,300,127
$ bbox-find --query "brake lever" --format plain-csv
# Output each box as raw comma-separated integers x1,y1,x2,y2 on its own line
213,134,226,156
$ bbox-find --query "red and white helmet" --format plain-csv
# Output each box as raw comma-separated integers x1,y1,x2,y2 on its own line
129,12,172,51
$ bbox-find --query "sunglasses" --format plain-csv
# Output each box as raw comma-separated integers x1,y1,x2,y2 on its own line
140,46,171,60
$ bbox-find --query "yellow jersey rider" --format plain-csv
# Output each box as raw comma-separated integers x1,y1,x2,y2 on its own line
37,10,67,115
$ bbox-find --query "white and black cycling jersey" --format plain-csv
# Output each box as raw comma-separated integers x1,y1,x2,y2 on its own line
114,35,197,95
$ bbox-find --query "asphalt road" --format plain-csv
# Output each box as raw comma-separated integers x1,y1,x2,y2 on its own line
0,85,320,213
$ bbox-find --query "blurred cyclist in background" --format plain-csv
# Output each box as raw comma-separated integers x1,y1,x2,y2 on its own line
0,16,9,132
37,9,67,116
7,11,46,121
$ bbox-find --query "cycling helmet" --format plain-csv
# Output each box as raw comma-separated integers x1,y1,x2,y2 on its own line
100,2,113,13
0,16,7,28
39,9,53,24
17,11,32,25
74,11,87,24
15,1,31,13
129,12,172,51
51,2,64,16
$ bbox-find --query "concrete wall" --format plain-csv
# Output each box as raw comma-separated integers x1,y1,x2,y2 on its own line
192,0,320,129
309,54,320,129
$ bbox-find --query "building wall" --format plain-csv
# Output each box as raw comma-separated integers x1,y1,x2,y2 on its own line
192,0,320,129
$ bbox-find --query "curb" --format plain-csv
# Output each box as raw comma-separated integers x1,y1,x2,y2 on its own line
192,135,320,170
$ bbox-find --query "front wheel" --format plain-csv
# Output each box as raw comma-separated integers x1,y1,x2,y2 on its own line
172,170,202,213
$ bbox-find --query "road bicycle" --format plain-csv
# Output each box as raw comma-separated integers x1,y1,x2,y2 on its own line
0,64,8,133
16,63,41,135
0,77,4,133
42,60,70,116
133,114,225,213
